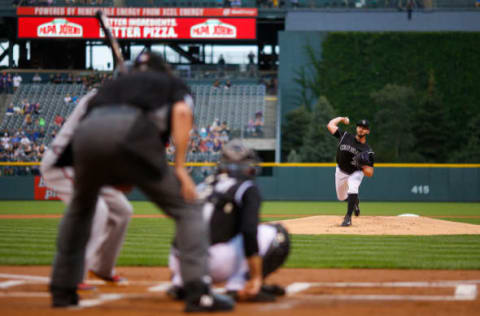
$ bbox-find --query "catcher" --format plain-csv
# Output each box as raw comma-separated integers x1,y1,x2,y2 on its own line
327,117,375,226
168,139,290,302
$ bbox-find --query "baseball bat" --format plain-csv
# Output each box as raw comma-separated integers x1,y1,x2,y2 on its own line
95,10,126,73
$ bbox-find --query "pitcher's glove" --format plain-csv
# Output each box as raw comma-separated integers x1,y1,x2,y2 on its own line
353,151,374,169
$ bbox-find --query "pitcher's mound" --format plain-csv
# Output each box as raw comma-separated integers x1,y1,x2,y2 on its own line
276,216,480,235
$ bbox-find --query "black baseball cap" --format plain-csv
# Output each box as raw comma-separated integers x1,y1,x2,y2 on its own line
356,119,370,129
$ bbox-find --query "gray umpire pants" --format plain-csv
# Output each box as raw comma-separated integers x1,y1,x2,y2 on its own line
50,107,209,289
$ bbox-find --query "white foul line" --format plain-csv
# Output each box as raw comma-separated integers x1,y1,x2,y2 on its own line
0,273,49,282
0,292,50,298
78,294,127,308
286,281,478,302
0,280,26,289
148,282,172,292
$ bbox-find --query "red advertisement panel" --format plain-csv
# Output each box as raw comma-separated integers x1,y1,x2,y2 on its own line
16,6,258,17
34,176,60,201
18,17,256,40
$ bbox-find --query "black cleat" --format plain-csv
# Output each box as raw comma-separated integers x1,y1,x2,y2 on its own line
185,293,235,313
226,289,276,302
261,284,286,296
341,215,352,227
166,285,186,301
50,286,79,308
354,205,360,217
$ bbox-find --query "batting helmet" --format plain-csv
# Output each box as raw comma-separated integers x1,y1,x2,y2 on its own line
218,139,259,179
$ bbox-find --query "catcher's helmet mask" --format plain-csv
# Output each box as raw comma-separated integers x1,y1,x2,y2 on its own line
218,139,259,179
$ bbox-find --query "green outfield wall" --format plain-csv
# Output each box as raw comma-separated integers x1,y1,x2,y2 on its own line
0,166,478,202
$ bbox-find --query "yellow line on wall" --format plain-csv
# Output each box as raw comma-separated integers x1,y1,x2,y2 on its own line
1,162,479,168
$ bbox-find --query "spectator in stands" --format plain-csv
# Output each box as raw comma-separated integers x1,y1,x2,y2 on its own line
218,54,226,76
7,74,14,94
1,133,9,147
246,119,255,135
200,127,208,139
254,111,264,136
32,73,42,84
0,72,5,94
220,121,230,135
38,117,46,128
213,79,221,89
6,104,14,116
53,73,62,84
267,77,278,95
66,73,74,84
220,130,229,143
34,102,41,115
212,138,223,152
13,103,22,115
54,114,64,127
23,114,33,127
231,0,242,7
64,93,72,105
476,0,480,8
248,51,255,65
20,132,31,146
224,80,232,89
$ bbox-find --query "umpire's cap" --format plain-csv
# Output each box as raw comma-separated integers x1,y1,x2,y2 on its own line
132,51,172,75
356,119,370,129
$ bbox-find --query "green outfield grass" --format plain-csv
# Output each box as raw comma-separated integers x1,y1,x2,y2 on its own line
0,201,479,269
1,200,479,216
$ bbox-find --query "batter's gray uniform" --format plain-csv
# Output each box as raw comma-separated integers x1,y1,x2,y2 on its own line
40,91,133,279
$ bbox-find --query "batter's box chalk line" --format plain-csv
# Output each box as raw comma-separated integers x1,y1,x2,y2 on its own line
285,281,479,302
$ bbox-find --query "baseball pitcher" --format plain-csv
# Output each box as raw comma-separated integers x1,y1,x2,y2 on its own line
327,117,375,226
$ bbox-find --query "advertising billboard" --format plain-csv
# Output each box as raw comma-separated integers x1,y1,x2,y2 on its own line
18,17,256,40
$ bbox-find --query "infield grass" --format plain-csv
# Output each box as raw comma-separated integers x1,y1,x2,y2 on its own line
0,201,479,269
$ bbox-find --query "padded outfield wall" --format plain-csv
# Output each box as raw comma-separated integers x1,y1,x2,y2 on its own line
0,166,478,201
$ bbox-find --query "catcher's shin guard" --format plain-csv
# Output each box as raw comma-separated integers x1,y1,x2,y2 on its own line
262,224,290,278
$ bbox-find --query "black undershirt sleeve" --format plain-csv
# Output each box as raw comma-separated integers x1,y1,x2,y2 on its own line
239,185,261,258
333,128,342,139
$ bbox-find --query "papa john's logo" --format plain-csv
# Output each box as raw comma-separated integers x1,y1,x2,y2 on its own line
190,19,236,38
37,18,83,38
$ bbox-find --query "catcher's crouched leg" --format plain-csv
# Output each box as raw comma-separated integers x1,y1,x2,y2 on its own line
261,223,290,297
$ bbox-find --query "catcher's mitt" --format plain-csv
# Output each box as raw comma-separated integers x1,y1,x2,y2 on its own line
353,151,374,169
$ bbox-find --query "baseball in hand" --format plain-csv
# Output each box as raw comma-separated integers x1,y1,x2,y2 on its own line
344,117,350,125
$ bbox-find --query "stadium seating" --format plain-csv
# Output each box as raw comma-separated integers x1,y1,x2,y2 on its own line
191,84,266,132
0,81,266,163
1,83,86,144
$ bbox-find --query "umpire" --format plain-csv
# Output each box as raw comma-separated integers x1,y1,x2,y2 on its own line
49,52,234,312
